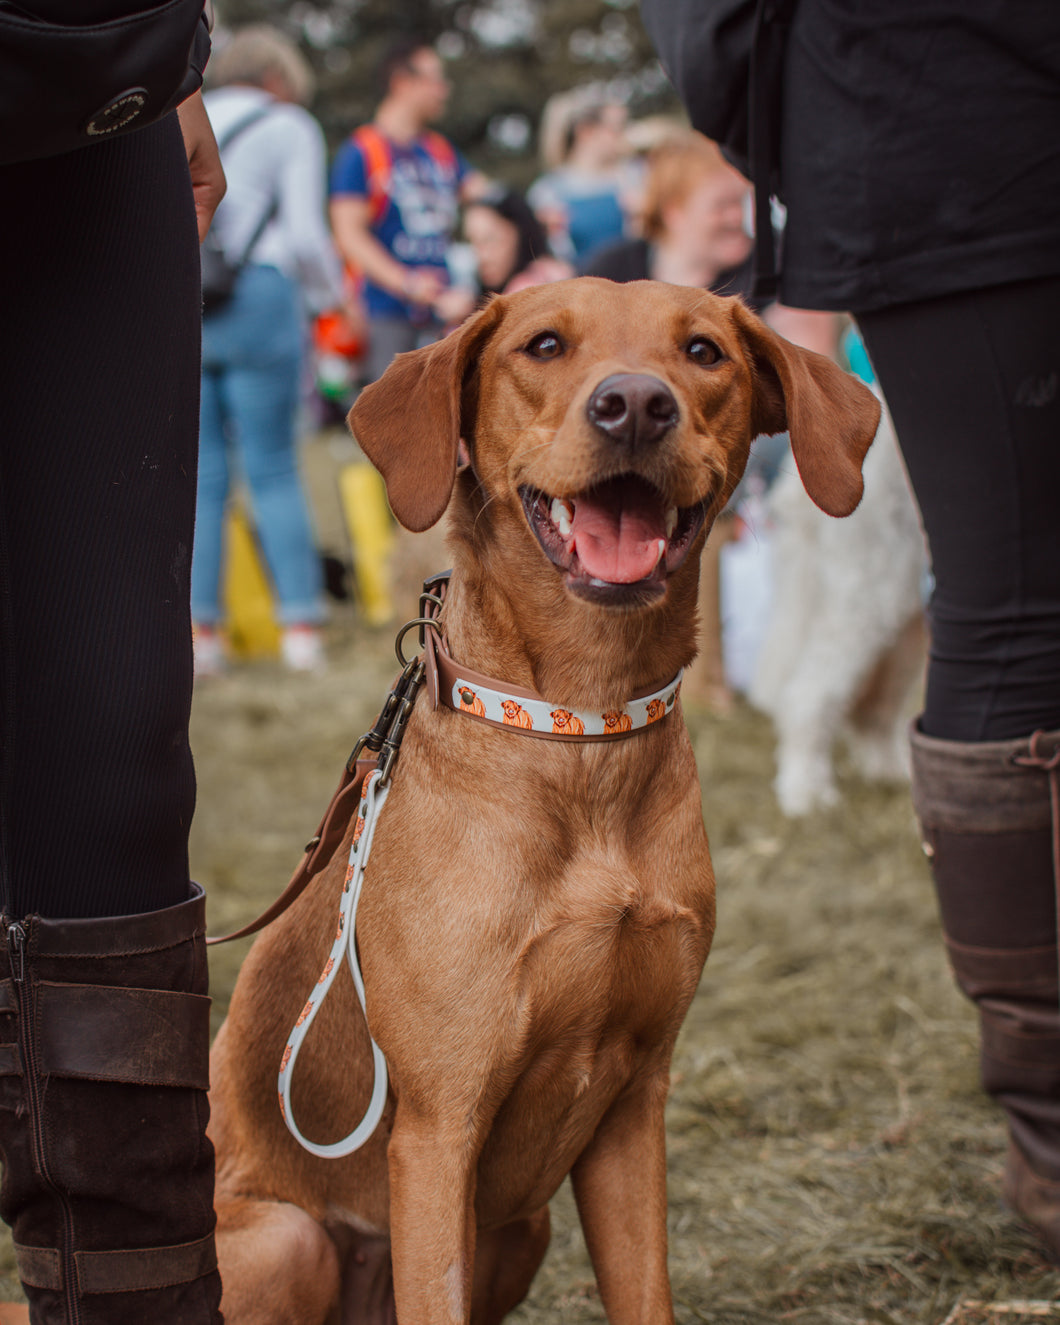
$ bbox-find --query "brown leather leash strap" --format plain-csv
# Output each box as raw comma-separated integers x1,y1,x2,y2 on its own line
206,757,375,946
207,651,427,946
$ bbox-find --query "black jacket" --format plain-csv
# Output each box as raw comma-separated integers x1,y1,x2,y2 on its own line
1,1,209,165
642,0,1060,313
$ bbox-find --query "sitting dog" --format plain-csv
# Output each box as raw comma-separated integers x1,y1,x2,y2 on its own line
208,278,880,1324
749,401,927,816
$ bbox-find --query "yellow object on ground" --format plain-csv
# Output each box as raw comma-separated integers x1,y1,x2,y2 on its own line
223,502,281,659
339,462,395,626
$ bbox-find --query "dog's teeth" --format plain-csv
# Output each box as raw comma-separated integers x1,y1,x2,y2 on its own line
550,498,574,537
665,507,678,538
656,539,667,566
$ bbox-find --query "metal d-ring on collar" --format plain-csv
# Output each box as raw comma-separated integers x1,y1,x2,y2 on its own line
347,582,453,787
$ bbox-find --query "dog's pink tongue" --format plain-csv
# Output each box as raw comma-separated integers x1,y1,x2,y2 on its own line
571,483,667,584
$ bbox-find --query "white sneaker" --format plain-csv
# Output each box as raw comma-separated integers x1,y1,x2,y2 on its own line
281,625,325,673
193,625,226,678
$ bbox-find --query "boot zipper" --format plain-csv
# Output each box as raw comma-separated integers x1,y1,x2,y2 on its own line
8,922,83,1324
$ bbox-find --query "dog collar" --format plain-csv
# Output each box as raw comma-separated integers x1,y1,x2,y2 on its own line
418,577,682,742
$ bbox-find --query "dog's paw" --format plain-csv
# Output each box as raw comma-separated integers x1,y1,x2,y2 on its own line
844,729,911,783
774,760,839,817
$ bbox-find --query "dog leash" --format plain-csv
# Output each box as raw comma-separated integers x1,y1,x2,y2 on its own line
211,572,682,1157
207,575,682,950
277,766,392,1158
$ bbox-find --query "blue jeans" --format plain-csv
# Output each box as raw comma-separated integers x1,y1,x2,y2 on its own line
193,264,324,626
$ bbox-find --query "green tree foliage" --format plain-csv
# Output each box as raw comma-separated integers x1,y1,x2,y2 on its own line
210,0,680,185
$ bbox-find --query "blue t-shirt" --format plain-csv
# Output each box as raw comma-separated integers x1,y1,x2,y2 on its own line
330,130,469,319
528,168,628,263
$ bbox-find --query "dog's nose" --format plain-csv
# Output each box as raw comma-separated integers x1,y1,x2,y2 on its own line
586,374,679,448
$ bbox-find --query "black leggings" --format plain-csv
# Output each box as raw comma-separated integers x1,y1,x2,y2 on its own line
0,115,201,920
857,276,1060,744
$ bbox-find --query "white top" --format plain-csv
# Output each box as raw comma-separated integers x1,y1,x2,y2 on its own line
204,85,344,313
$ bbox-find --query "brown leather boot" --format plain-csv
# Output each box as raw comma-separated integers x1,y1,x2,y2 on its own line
911,724,1060,1262
0,884,223,1323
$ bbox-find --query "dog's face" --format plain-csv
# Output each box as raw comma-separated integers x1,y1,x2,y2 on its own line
465,279,758,609
350,278,880,615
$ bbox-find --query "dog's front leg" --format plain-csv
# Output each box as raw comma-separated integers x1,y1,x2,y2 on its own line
387,1116,478,1324
571,1075,675,1324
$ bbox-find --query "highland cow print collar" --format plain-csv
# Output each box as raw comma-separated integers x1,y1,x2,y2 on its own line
422,619,682,742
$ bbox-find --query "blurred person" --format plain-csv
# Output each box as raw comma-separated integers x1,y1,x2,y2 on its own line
0,3,225,1320
528,88,634,264
329,37,488,384
583,131,756,298
644,0,1060,1260
463,186,572,298
194,24,346,675
621,113,687,236
587,130,841,358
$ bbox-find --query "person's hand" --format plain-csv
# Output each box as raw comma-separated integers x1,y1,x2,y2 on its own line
433,286,476,326
401,268,447,306
177,91,226,242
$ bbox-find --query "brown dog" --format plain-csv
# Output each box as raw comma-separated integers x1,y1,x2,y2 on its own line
208,278,879,1324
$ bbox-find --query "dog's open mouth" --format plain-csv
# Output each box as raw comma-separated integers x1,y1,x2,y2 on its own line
520,475,709,606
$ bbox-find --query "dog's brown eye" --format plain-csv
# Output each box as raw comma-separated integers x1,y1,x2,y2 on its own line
525,332,564,360
686,336,723,367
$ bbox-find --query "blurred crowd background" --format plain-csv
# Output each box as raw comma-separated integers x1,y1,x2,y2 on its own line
194,0,865,702
213,0,673,185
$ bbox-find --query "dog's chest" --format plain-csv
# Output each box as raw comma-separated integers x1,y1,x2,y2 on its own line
466,858,711,1217
520,863,707,1032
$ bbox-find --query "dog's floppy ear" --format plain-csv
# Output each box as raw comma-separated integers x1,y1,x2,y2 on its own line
348,299,503,531
732,300,881,517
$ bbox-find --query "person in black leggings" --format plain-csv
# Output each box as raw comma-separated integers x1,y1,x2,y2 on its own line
858,277,1060,1256
0,80,225,1325
641,0,1060,1261
857,278,1060,746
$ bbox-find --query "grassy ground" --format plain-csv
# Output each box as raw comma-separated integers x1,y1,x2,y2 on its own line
1,434,1056,1322
180,600,1060,1324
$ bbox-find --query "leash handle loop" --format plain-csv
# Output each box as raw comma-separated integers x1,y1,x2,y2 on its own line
277,770,390,1159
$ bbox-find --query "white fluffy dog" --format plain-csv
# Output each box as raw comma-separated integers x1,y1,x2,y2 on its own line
750,401,928,817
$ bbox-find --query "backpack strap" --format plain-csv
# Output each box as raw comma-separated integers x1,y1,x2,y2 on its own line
421,129,457,176
352,124,394,227
215,104,274,154
211,104,279,269
350,125,460,228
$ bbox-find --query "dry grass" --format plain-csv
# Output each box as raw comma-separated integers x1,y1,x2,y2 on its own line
188,595,1057,1324
1,434,1056,1320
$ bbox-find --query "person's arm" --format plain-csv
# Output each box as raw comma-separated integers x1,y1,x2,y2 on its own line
176,90,225,241
329,195,444,305
763,304,842,359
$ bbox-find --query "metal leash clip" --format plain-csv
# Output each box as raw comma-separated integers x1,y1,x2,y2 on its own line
345,655,421,773
377,659,425,787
